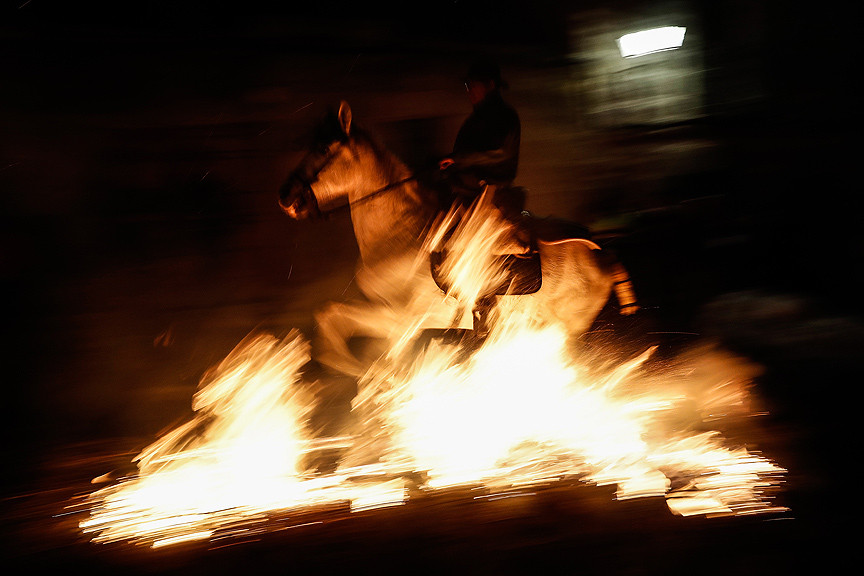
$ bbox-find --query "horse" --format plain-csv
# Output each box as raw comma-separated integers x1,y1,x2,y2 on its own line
278,101,636,399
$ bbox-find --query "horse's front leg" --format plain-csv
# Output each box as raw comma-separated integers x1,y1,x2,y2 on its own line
312,300,395,378
305,300,401,472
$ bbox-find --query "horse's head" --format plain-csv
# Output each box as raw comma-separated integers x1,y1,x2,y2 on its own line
279,101,357,220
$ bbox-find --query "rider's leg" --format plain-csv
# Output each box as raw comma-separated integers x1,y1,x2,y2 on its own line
490,184,532,254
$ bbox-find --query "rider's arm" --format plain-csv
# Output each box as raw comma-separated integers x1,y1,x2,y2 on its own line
446,128,520,180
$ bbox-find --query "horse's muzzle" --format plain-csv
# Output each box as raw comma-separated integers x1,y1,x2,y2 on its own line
279,179,321,220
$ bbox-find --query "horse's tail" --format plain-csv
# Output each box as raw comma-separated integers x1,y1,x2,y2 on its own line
541,236,637,315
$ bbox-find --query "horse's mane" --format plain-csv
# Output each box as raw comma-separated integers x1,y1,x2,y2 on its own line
306,107,440,224
310,110,402,177
310,109,348,148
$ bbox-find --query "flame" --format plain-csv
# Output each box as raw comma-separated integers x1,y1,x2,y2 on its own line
81,332,359,547
422,193,514,307
347,316,784,513
80,198,786,547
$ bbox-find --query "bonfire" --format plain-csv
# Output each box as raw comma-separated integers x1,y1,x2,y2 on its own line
79,182,786,549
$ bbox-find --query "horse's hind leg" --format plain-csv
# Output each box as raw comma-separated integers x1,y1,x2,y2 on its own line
594,249,638,315
612,261,638,314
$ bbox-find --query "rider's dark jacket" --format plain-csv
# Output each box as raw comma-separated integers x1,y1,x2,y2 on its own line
449,90,521,196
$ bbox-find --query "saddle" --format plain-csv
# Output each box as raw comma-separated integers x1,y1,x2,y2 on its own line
424,173,598,297
431,249,542,296
430,202,596,298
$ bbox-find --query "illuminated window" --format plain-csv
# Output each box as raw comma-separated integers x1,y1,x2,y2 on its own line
617,26,686,58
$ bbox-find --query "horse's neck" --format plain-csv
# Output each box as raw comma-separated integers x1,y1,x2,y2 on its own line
349,149,433,267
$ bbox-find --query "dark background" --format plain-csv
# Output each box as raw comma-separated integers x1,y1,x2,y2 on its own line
2,1,859,572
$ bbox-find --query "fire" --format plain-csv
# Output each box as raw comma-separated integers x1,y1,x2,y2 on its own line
80,197,786,547
347,315,784,513
79,332,341,547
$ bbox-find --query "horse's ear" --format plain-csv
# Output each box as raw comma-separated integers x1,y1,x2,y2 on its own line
337,100,352,136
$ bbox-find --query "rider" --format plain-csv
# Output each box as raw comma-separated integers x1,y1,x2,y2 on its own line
438,59,529,249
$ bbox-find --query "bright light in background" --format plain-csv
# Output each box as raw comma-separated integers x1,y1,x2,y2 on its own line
618,26,686,58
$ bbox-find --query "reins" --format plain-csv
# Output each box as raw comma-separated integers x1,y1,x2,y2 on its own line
349,175,419,210
315,173,421,217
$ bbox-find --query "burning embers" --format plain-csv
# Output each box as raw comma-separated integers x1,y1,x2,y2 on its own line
79,203,786,548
